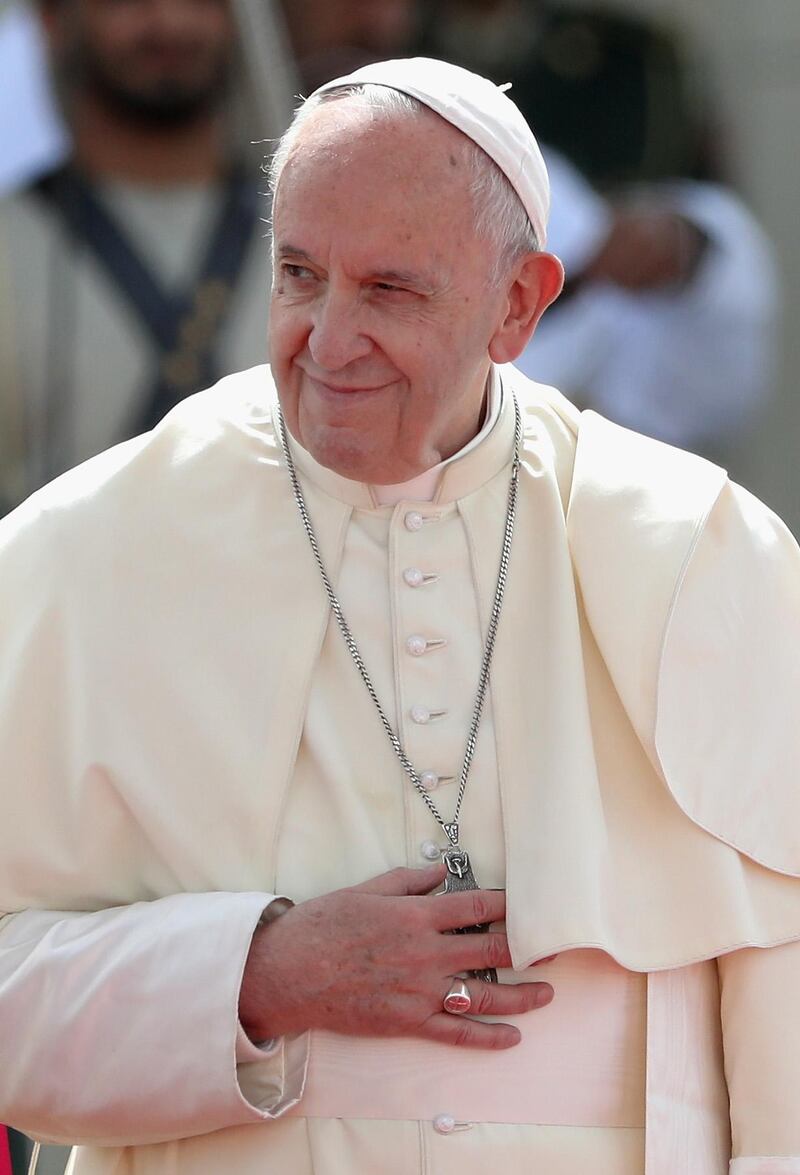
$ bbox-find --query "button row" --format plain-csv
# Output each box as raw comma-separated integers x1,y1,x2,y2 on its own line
404,511,453,877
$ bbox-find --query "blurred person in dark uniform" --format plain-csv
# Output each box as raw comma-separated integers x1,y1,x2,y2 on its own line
280,0,417,92
0,0,293,514
414,0,712,186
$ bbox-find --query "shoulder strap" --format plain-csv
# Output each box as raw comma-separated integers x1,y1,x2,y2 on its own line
33,166,262,434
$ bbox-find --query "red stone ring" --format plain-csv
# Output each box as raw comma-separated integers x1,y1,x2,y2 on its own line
442,978,472,1015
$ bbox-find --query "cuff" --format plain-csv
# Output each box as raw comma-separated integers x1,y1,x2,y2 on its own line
233,893,309,1115
731,1161,800,1173
235,1023,278,1063
236,1030,310,1116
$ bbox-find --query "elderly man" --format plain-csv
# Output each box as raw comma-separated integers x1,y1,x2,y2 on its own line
1,57,799,1175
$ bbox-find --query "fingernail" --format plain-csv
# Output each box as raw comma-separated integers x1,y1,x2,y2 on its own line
499,1025,522,1048
535,982,554,1008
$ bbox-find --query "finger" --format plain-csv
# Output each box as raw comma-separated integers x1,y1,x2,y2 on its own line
428,888,506,932
447,979,554,1018
440,930,514,974
422,1013,522,1051
349,863,447,897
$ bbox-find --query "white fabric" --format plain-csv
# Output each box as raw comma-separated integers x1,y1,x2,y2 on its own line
731,1163,800,1173
645,967,730,1174
0,895,307,1146
313,56,550,245
1,366,800,1171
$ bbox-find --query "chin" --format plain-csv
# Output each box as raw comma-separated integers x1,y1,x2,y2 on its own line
306,432,408,484
315,448,392,483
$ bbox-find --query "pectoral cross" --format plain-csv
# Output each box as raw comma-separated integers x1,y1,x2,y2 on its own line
442,843,498,983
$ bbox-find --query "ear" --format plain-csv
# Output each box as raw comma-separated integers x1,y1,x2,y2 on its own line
488,252,564,365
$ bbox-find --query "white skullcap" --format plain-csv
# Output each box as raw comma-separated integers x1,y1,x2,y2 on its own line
310,57,551,246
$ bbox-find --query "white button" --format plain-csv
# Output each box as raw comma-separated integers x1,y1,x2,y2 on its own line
406,634,428,657
403,566,425,587
421,840,441,862
411,704,430,724
433,1114,456,1135
404,510,424,532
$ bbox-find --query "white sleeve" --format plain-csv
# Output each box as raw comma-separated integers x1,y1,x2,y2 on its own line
719,941,800,1172
0,891,309,1147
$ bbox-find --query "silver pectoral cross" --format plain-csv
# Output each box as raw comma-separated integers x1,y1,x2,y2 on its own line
442,847,498,983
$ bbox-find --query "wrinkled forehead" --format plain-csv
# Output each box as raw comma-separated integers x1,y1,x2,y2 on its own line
271,100,488,273
276,97,477,201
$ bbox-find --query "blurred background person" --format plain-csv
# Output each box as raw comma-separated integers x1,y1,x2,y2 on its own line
279,0,415,92
516,146,777,456
413,0,714,187
0,0,295,515
410,0,779,458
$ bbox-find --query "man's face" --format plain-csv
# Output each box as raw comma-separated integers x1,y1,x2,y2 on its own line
49,0,235,126
269,103,515,485
282,0,415,59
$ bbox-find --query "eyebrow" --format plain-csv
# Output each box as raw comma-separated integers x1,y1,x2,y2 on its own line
276,245,437,293
276,245,315,263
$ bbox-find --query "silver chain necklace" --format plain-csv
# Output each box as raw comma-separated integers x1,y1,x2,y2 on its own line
276,391,522,981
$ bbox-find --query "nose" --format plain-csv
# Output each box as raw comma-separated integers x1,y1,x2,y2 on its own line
307,288,373,372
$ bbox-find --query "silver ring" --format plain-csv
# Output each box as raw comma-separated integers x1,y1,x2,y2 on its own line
442,978,472,1015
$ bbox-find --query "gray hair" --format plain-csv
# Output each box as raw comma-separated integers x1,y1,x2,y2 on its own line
268,84,539,284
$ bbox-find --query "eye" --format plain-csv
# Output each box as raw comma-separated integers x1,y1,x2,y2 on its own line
282,263,316,280
371,281,419,299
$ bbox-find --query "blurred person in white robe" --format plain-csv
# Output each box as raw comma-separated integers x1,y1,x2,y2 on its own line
518,149,778,455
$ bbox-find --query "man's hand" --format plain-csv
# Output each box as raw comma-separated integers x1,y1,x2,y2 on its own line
239,864,554,1051
586,207,708,290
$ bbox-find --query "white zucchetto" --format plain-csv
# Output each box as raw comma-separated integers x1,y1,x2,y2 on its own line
311,56,551,246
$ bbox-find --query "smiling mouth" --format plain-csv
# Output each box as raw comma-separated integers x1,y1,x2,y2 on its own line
307,375,393,396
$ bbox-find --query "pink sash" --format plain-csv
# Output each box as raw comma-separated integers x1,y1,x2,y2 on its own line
285,952,734,1173
287,950,645,1128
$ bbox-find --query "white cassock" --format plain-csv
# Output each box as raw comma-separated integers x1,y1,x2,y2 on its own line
1,365,799,1174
